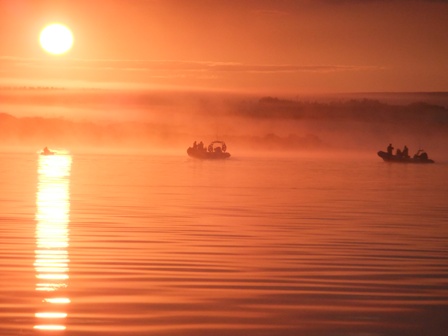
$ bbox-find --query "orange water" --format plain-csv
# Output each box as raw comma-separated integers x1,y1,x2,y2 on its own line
1,153,447,335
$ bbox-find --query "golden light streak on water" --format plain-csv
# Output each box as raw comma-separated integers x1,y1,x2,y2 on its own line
44,298,71,304
35,312,68,319
34,154,72,331
33,325,66,331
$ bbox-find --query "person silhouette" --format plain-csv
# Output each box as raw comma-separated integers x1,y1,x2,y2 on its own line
402,145,409,158
387,143,394,155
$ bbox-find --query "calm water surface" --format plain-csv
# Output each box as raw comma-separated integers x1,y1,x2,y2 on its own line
1,152,447,336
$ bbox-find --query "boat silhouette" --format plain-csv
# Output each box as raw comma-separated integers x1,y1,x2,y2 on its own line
187,140,231,160
377,149,434,163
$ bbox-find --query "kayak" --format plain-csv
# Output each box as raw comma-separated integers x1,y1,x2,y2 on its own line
41,150,56,156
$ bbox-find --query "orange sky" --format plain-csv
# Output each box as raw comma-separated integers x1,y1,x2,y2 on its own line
1,0,447,94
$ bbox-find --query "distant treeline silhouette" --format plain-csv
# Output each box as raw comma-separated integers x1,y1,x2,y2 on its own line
1,96,448,152
233,97,448,125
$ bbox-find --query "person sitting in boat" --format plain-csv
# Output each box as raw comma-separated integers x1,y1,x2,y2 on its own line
402,145,409,158
193,141,197,149
208,144,213,152
387,143,394,155
396,148,402,158
43,146,51,155
198,141,204,151
414,149,428,160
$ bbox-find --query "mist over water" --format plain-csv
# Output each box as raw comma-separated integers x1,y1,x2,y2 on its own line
1,89,448,161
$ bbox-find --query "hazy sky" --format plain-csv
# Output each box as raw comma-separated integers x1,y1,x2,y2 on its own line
1,0,447,94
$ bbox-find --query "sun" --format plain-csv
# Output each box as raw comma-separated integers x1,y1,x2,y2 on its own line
40,24,73,55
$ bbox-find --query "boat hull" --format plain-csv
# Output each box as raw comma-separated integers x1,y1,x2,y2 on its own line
377,151,434,163
187,147,230,160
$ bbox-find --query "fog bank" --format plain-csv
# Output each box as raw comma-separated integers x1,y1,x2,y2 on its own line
1,89,447,160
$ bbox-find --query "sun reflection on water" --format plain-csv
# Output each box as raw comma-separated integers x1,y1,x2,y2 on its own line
34,154,72,331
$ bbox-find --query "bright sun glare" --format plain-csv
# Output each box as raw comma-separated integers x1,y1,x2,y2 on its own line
40,24,73,55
